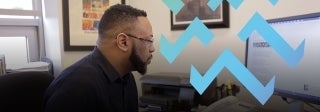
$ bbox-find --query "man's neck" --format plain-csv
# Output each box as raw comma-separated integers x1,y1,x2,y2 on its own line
98,48,131,78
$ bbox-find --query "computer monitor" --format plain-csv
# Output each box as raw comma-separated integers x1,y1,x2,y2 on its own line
245,12,320,105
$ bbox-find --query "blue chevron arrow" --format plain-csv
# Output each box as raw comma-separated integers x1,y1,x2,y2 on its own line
269,0,279,6
190,49,275,105
207,0,223,11
162,0,184,15
238,12,305,67
160,18,214,63
208,0,243,10
226,0,244,9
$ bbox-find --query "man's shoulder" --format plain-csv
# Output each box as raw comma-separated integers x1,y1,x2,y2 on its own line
64,54,102,74
46,63,106,96
52,57,104,85
59,62,104,82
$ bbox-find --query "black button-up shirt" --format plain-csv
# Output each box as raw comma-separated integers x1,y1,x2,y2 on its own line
44,48,138,112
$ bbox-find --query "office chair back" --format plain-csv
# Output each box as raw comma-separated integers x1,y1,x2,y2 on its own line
0,71,54,112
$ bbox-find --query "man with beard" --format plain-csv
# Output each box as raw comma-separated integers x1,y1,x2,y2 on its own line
44,4,154,112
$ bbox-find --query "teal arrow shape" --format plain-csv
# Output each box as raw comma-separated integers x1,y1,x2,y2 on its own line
208,0,243,10
269,0,279,6
190,49,275,105
207,0,223,11
227,0,244,9
238,12,305,67
162,0,184,15
160,18,214,63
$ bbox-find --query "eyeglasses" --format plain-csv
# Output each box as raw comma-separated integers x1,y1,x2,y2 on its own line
124,33,154,43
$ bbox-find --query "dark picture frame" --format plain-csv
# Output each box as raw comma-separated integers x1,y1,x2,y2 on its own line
171,0,229,30
63,0,125,51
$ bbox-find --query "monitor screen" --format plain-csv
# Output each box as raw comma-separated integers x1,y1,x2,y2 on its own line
246,12,320,104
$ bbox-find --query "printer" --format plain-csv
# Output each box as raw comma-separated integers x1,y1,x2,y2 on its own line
139,72,217,112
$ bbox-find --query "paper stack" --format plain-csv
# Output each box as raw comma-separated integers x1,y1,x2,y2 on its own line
8,61,50,73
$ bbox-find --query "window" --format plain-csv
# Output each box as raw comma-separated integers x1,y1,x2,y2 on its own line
0,0,44,69
0,0,33,10
0,37,28,69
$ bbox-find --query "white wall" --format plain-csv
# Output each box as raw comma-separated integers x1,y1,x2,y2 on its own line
42,0,91,77
43,0,320,111
42,0,63,77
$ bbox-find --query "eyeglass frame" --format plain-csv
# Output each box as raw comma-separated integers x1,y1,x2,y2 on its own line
124,33,154,44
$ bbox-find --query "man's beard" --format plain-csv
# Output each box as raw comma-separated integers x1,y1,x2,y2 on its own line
129,47,150,75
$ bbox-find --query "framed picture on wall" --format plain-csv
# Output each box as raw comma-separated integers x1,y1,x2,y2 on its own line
62,0,125,51
171,0,229,30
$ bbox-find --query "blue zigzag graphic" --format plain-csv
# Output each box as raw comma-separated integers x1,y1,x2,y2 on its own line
208,0,277,10
207,0,223,11
162,0,184,14
269,0,279,6
226,0,244,9
160,18,214,63
238,12,305,67
162,0,245,16
208,0,243,11
190,49,275,105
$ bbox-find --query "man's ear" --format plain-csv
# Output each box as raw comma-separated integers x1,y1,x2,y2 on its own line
115,33,129,51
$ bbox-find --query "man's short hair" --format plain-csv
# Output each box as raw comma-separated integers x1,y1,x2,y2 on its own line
98,4,147,39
